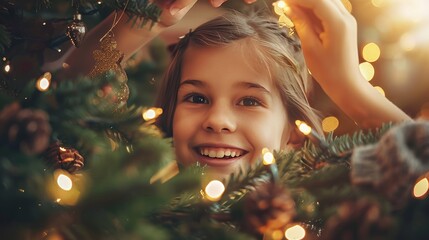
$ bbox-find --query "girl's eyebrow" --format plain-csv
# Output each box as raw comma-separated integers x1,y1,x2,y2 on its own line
179,79,205,88
235,82,271,94
179,79,270,94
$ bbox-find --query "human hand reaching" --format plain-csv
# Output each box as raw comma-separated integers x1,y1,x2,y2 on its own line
284,0,360,86
284,0,411,128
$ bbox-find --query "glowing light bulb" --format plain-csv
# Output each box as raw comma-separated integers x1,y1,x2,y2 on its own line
262,148,275,165
295,120,311,135
285,224,306,240
4,63,10,72
277,0,286,9
57,174,73,191
36,72,52,91
413,177,429,198
204,180,225,201
142,108,163,121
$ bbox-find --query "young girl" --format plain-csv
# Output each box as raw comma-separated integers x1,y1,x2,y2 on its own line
56,0,411,178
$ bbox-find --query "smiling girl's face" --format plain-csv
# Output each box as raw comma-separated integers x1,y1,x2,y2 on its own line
172,40,292,178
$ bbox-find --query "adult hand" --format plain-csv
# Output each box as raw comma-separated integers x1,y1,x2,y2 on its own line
284,0,360,86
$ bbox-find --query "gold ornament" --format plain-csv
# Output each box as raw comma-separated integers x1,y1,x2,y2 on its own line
89,32,129,112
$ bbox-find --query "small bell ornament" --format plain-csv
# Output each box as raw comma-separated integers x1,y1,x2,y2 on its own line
66,13,86,48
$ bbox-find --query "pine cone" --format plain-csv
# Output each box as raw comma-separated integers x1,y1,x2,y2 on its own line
0,102,51,155
322,198,392,240
351,120,429,206
244,182,296,234
44,142,84,173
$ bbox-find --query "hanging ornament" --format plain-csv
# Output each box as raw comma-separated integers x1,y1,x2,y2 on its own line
66,13,86,48
88,32,129,113
351,121,429,206
44,141,84,174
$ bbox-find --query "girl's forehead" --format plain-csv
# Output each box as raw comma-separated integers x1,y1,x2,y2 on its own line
183,39,274,80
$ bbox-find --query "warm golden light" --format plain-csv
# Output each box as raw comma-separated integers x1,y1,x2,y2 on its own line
413,177,429,198
371,0,385,8
57,174,72,191
276,0,286,9
295,120,311,135
262,148,275,165
142,108,163,121
374,86,385,96
285,224,306,240
359,62,375,81
322,116,339,133
4,64,10,72
36,72,52,92
204,180,225,201
400,33,416,51
341,0,352,13
362,43,381,62
271,230,284,240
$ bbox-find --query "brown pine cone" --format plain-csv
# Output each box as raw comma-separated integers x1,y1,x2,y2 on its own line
44,142,84,173
0,102,51,155
322,198,392,240
244,182,296,234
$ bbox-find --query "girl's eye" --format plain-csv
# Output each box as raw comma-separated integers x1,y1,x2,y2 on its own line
185,94,209,104
238,97,261,106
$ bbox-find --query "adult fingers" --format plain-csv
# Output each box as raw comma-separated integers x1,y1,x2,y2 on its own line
168,0,199,15
285,0,344,27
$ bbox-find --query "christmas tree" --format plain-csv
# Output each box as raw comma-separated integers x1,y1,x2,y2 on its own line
1,0,429,239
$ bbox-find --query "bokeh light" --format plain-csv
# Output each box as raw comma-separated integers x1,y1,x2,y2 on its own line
362,42,381,62
359,62,375,81
413,176,429,198
373,86,386,96
322,116,340,133
285,224,306,240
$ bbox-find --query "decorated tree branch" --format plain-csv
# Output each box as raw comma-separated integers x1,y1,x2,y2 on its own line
1,0,429,240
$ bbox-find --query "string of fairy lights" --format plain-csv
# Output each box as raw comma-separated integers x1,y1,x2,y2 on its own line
3,1,429,239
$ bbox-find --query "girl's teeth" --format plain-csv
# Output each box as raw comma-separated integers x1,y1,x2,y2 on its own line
199,148,243,158
225,150,231,156
209,150,216,158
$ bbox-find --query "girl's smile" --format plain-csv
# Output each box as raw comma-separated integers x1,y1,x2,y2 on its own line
172,41,292,178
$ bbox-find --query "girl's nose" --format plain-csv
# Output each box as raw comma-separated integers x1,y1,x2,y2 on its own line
202,104,237,133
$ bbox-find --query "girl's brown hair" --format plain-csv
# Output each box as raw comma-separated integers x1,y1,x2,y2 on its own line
155,10,322,139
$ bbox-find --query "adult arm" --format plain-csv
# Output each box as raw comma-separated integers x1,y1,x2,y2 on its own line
284,0,412,128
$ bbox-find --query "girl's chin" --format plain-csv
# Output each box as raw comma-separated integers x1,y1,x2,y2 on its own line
201,163,245,182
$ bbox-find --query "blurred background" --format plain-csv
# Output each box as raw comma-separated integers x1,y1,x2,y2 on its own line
158,0,429,135
2,0,429,135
